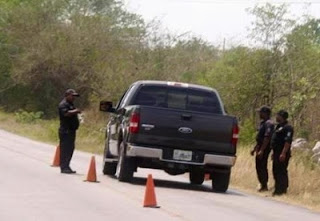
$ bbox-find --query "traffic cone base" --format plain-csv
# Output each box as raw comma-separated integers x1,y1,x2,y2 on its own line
144,204,160,208
84,156,99,183
84,180,100,183
51,145,60,167
143,174,160,208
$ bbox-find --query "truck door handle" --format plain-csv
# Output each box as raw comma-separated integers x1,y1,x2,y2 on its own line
181,114,192,120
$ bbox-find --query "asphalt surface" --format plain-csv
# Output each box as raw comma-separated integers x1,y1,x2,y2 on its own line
0,129,319,221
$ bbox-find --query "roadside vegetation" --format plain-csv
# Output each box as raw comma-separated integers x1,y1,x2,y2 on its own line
0,0,320,212
0,110,104,153
232,146,320,211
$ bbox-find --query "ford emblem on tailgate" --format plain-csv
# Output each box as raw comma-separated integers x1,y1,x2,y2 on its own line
178,127,193,134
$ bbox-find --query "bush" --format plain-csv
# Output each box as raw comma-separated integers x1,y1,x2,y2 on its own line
15,110,44,123
240,119,257,145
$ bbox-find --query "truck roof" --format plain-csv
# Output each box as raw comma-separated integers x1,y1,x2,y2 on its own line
133,80,218,93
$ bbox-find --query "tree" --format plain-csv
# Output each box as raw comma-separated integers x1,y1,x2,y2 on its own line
281,19,320,138
0,0,147,115
247,3,294,106
0,0,219,116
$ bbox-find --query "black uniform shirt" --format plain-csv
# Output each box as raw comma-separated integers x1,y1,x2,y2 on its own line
58,99,79,131
271,122,294,154
256,119,274,148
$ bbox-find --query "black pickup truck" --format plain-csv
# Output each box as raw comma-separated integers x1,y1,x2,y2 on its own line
100,81,239,192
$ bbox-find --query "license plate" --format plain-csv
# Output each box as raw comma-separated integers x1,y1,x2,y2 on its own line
173,150,192,161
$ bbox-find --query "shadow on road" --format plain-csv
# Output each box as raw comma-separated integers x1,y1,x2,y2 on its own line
108,175,245,197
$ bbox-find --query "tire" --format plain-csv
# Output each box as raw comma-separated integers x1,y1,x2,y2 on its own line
189,168,205,185
102,140,117,175
103,161,117,175
211,170,231,193
116,142,135,182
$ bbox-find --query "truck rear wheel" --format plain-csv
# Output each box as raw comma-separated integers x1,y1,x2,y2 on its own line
189,168,205,185
211,169,231,193
103,160,117,175
116,142,135,182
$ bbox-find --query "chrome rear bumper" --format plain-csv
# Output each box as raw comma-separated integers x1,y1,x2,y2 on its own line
126,144,236,167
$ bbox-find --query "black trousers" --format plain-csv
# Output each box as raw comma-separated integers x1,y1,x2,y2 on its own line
59,130,76,170
255,148,271,187
273,152,290,193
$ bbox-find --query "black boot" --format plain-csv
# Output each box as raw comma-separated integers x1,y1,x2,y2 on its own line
61,168,76,174
258,184,268,192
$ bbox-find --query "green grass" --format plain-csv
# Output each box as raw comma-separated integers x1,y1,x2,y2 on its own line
0,111,59,144
0,110,319,212
0,110,105,154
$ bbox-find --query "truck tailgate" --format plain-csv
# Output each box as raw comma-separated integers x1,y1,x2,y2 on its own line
130,107,236,155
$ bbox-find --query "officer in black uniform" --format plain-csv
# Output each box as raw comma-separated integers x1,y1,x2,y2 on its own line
58,89,81,174
251,106,274,192
271,110,294,196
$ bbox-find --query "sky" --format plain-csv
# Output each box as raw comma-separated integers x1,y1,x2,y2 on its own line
124,0,320,47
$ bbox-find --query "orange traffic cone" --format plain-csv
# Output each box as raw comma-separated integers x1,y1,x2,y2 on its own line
51,145,60,167
204,173,211,181
143,174,159,208
85,156,99,182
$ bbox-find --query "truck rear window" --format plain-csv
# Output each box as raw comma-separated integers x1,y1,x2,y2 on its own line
133,85,223,114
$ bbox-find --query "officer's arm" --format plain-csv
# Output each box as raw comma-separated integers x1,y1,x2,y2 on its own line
251,144,259,156
259,137,270,153
282,142,291,156
65,109,81,117
282,127,293,156
259,123,273,153
60,104,81,117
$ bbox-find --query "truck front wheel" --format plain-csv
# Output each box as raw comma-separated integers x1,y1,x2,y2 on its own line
116,142,135,182
102,141,117,175
189,167,205,185
211,169,231,193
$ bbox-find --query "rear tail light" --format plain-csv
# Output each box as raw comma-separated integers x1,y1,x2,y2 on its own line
129,112,140,134
232,124,239,147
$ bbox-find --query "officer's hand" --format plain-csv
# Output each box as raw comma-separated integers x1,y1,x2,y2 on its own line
75,108,82,114
257,150,264,159
250,149,255,156
279,153,286,162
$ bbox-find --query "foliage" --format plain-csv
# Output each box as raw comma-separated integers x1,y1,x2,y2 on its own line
240,119,257,145
0,0,219,117
15,110,44,123
200,4,320,140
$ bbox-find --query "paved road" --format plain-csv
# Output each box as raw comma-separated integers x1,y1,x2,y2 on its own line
0,129,319,221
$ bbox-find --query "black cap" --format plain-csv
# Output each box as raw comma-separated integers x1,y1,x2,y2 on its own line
257,106,271,115
277,110,289,120
65,89,80,97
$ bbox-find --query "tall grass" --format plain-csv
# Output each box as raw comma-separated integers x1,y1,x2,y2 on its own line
231,145,320,211
0,109,105,154
0,111,59,144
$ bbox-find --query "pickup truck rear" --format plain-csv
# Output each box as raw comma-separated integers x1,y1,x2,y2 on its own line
100,81,239,192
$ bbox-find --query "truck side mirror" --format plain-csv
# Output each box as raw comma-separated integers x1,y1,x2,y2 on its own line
99,101,115,113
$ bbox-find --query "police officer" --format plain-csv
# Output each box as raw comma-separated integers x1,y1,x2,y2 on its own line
271,110,294,196
58,89,81,174
251,106,274,192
